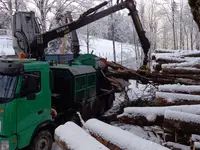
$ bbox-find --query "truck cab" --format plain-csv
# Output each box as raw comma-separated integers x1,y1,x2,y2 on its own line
0,59,52,150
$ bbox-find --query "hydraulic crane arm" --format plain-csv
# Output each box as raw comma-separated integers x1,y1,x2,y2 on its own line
13,0,150,65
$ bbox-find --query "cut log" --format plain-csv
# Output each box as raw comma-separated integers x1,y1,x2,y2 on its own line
162,67,200,75
161,74,200,80
84,118,170,150
158,85,200,95
117,105,200,126
162,142,190,150
156,92,200,105
162,62,200,69
156,57,185,64
163,110,200,134
54,121,109,150
155,49,178,53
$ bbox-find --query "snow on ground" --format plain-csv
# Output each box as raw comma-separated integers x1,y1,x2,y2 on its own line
55,121,109,150
85,119,170,150
78,34,138,62
104,80,156,117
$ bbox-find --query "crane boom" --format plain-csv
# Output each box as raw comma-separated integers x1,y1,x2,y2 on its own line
13,0,150,65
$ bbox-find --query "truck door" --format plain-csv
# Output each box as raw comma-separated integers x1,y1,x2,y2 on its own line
16,71,48,148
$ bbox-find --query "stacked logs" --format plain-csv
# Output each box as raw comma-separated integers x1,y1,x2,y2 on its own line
54,119,170,150
148,49,200,85
117,105,200,149
155,84,200,106
105,49,200,88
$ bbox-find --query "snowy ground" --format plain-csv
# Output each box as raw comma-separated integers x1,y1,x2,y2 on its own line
104,80,156,118
78,34,138,62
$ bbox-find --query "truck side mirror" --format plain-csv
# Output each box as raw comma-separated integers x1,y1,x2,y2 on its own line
26,93,36,100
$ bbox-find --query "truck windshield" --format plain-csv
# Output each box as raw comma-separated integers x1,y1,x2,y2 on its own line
0,75,18,102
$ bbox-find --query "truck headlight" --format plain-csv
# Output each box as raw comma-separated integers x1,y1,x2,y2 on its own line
1,140,9,150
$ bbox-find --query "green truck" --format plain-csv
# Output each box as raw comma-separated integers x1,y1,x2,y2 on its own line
0,54,114,150
0,0,150,149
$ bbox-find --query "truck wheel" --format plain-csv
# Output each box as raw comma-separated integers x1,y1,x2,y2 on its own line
29,130,53,150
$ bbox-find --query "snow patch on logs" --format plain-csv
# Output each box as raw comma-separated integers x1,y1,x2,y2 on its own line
54,121,109,150
118,105,200,122
85,118,170,150
158,84,200,93
156,92,200,103
164,110,200,124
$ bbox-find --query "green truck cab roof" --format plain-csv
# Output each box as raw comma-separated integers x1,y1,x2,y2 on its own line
0,59,50,75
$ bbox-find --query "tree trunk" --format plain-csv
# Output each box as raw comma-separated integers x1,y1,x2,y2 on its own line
172,0,176,49
110,0,116,62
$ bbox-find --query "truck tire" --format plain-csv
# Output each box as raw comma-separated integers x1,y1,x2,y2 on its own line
29,130,53,150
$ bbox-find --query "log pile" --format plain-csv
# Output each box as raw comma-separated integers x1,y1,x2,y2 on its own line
163,110,200,134
55,119,170,150
117,105,200,126
155,85,200,106
105,49,200,89
148,49,200,85
118,105,200,149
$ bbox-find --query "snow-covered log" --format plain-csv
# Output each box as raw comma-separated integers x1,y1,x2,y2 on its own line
156,57,186,64
54,122,109,150
156,92,200,105
162,62,200,69
158,85,200,95
162,142,190,150
154,49,179,53
117,105,200,126
85,119,170,150
162,67,200,75
163,110,200,134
